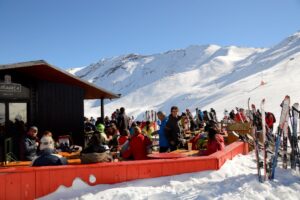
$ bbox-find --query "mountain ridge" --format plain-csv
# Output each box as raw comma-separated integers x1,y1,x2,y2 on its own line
69,32,300,120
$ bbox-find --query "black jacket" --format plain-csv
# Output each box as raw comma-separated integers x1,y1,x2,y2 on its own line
165,115,182,144
32,148,67,166
117,113,129,131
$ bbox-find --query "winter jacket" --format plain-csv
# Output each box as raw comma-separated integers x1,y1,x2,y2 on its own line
117,113,129,132
118,135,128,146
201,134,225,155
81,143,108,154
80,152,112,164
142,126,154,140
234,112,247,122
80,143,112,164
165,115,182,146
158,117,169,148
32,148,67,166
23,136,38,161
122,133,152,160
266,112,276,129
198,110,204,121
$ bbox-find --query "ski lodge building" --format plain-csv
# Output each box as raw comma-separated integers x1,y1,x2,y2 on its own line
0,60,119,161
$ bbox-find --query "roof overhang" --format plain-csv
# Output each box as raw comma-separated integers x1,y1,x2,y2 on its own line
0,60,120,99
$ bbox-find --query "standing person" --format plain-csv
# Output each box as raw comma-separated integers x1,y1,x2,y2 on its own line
95,117,104,127
186,109,196,131
157,111,169,152
90,117,96,125
266,112,276,134
229,110,235,121
21,126,39,161
117,107,129,133
235,108,247,123
104,116,111,127
165,106,182,151
210,108,218,122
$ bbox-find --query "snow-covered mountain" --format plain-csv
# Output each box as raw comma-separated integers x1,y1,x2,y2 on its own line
72,32,300,120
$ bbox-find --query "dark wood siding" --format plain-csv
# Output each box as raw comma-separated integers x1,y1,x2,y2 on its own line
36,80,85,146
0,70,86,161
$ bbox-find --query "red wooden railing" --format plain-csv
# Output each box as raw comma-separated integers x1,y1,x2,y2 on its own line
0,141,248,200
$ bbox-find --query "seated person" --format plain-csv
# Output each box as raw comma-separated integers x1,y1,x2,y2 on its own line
57,135,82,153
142,121,154,140
189,133,207,150
199,127,225,156
96,124,109,145
118,129,129,146
80,133,112,164
32,135,67,166
108,124,120,152
122,127,152,160
22,126,39,161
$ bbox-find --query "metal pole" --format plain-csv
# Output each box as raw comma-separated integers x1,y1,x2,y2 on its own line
100,98,104,119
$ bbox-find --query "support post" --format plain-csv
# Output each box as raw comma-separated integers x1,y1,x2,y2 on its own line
100,98,104,119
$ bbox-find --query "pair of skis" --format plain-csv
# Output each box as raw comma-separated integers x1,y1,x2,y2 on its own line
145,110,157,122
290,103,300,170
240,96,298,181
245,98,266,182
249,98,277,182
269,96,290,179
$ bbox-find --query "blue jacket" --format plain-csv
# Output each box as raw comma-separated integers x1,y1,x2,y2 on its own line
158,117,169,147
32,148,67,166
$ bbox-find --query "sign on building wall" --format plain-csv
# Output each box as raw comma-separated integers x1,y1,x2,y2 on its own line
0,75,29,99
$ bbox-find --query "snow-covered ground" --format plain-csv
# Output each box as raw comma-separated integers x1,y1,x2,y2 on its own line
39,152,300,200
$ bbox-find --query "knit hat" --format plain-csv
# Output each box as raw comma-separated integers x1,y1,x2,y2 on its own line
96,123,105,133
39,136,55,150
30,126,38,132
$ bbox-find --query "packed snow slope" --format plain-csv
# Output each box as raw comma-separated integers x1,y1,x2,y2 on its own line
39,152,300,200
73,32,300,120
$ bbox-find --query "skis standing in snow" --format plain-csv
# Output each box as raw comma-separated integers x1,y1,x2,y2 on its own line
290,103,300,170
270,95,290,179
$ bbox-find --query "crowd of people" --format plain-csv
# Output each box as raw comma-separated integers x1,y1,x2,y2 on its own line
223,105,276,134
21,127,68,166
82,106,227,163
18,104,277,167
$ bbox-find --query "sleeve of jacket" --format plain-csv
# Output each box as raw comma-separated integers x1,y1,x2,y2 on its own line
24,139,37,154
58,157,68,165
122,141,133,159
164,120,172,141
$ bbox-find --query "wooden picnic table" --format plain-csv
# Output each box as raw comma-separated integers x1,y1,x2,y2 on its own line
0,158,81,167
171,149,199,156
0,151,82,167
147,149,199,159
58,151,80,159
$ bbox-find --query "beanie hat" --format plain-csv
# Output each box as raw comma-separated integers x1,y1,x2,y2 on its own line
40,136,55,150
96,123,105,133
30,126,38,132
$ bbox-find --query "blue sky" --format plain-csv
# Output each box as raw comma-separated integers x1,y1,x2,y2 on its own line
0,0,300,69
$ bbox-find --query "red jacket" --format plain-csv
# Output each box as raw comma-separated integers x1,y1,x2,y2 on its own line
265,112,276,129
202,134,225,155
118,136,128,146
234,112,247,122
122,134,152,160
